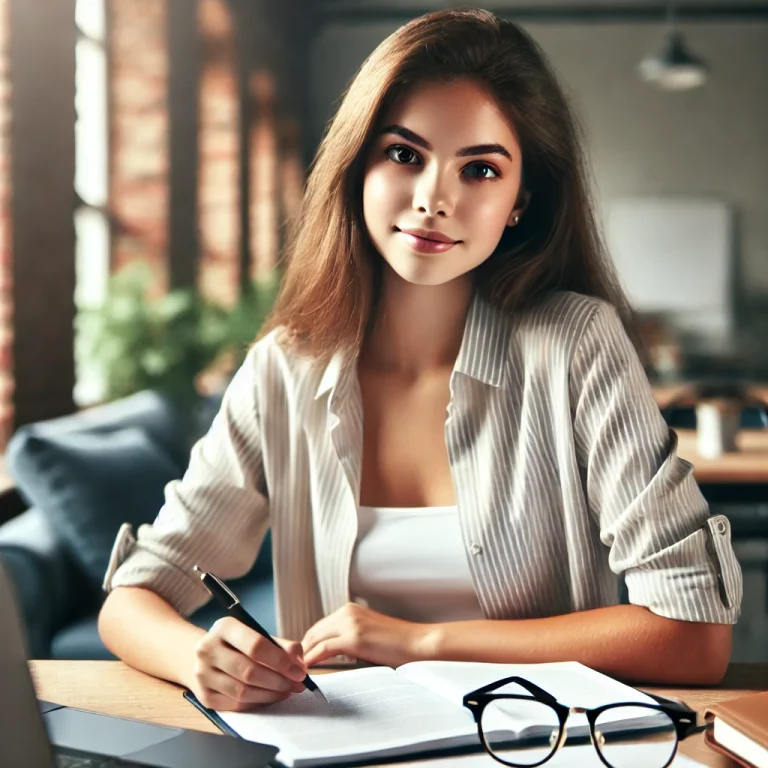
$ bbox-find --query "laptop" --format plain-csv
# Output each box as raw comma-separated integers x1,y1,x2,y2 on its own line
0,564,279,768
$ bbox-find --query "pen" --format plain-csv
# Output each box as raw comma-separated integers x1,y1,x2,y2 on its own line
193,565,327,702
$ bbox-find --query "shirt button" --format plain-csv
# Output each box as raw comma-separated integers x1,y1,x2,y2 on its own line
470,543,483,556
715,519,727,535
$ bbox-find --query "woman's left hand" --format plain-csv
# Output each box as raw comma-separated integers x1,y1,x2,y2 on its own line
301,602,436,668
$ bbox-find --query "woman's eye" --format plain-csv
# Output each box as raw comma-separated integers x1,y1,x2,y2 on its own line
385,146,498,180
463,163,499,180
386,145,420,165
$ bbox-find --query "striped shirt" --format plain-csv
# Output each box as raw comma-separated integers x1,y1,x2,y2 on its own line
104,290,742,640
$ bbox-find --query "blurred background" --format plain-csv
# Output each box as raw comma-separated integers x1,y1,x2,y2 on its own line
0,0,766,663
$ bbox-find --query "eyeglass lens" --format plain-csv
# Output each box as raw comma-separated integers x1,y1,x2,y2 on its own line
481,698,562,766
480,701,678,768
593,705,677,768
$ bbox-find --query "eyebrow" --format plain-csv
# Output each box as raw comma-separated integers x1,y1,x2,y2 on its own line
380,124,513,161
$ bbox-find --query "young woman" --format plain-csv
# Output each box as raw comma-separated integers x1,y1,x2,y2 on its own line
99,8,742,712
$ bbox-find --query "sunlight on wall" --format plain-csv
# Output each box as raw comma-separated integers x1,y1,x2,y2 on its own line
0,0,12,443
74,0,109,405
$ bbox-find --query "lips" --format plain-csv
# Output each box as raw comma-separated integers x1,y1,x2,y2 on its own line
397,227,459,244
395,227,459,254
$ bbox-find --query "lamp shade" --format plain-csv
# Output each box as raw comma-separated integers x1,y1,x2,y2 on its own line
638,29,708,91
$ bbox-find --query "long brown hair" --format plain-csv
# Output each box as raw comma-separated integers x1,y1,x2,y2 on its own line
259,8,634,361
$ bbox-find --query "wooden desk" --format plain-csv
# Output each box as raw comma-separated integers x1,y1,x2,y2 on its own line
676,428,768,484
653,384,768,412
30,660,768,767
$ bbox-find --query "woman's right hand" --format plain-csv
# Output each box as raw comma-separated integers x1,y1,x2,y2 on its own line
190,617,308,711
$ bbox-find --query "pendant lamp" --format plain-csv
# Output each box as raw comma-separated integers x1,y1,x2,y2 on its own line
638,0,708,91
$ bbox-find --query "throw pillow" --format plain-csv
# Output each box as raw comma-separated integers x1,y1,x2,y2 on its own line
7,427,180,586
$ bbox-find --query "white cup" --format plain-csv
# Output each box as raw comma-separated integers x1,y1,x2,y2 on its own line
696,399,741,459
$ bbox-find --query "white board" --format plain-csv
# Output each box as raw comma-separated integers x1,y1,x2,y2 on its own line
605,197,733,339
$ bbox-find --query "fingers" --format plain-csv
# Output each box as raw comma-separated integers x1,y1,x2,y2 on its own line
303,637,345,668
277,638,307,670
301,615,334,658
215,618,307,682
302,604,362,663
194,669,293,711
192,619,310,712
207,643,305,694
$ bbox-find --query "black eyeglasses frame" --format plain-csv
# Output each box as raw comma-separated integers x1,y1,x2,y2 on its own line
461,675,710,768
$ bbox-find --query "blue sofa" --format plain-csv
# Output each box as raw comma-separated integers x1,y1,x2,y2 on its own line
0,391,275,659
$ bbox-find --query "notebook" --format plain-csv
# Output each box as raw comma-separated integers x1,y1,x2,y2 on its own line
704,690,768,768
186,660,664,768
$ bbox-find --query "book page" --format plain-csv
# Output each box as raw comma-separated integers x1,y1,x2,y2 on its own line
217,666,478,766
397,661,657,733
714,719,768,768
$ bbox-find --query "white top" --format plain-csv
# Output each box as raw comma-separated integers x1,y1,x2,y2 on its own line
349,505,484,623
104,290,742,640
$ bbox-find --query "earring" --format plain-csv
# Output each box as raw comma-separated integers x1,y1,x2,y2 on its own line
513,215,520,225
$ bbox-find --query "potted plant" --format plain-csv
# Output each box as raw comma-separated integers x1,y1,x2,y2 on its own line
77,261,280,409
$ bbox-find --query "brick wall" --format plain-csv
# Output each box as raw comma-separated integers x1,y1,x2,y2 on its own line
198,0,239,308
250,69,279,281
0,0,12,446
198,1,298,302
107,0,305,307
108,0,169,292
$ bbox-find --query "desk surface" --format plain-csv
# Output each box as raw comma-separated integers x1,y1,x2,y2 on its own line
30,660,768,767
675,428,768,484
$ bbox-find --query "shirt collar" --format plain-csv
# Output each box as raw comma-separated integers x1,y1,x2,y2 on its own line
453,289,512,389
314,345,353,400
313,289,511,401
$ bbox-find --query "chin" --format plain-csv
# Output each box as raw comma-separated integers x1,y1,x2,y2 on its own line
383,257,459,287
393,268,457,287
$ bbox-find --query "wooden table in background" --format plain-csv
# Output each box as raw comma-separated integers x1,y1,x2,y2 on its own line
653,383,768,413
30,661,768,767
675,428,768,484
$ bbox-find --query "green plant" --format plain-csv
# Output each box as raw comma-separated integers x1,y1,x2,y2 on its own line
77,262,280,406
226,271,281,361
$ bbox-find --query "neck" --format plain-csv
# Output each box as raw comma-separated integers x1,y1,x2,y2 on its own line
360,266,474,379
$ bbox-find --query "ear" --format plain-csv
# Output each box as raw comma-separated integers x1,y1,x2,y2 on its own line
507,189,531,226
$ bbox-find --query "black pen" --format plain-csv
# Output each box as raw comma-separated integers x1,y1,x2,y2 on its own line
193,565,327,702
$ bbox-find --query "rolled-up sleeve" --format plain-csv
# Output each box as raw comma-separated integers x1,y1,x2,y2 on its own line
103,347,270,618
570,302,742,624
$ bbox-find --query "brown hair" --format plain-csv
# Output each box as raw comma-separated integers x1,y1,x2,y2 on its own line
259,8,634,361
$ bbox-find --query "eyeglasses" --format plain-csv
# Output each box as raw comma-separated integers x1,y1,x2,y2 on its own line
462,676,711,768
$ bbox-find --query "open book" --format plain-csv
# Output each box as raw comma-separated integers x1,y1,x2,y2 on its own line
207,661,661,768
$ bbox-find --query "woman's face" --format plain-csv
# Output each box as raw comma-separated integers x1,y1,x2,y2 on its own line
362,78,526,287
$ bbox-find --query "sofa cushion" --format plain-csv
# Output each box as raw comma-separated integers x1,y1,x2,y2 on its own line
7,391,195,474
0,508,76,657
6,427,180,587
0,551,59,658
50,614,117,660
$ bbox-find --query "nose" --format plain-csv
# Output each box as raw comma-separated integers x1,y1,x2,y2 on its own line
412,164,456,218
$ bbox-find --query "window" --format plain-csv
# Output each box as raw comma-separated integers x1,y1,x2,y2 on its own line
74,0,109,405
